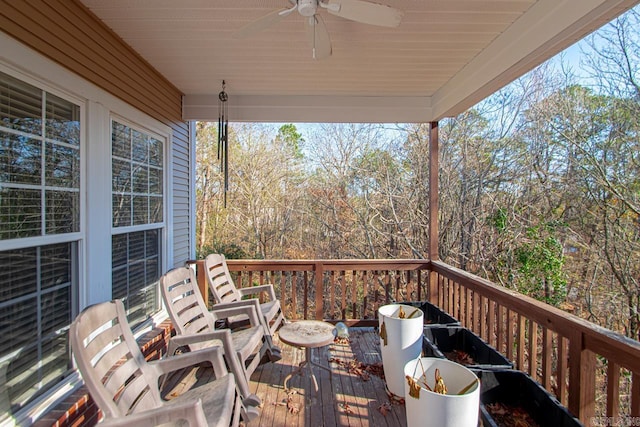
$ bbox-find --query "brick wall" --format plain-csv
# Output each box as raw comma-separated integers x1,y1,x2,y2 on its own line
33,320,174,427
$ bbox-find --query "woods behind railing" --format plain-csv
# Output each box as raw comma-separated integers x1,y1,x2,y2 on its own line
190,258,640,424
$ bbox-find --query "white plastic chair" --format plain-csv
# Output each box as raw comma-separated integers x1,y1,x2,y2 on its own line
204,253,286,336
161,266,279,410
70,299,240,427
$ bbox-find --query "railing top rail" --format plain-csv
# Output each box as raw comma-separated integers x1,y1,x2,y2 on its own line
226,259,430,272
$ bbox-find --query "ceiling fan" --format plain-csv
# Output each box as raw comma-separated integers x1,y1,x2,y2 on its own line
233,0,403,60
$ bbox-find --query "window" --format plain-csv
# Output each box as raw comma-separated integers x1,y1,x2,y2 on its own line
0,71,80,414
111,120,164,325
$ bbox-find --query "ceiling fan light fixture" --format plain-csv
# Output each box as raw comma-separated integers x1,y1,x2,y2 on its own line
297,0,317,16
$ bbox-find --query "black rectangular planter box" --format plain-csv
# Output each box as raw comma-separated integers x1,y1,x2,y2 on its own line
399,301,460,326
473,369,582,427
422,326,513,369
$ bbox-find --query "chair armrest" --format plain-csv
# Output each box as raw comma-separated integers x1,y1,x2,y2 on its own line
237,284,277,300
164,330,235,378
100,399,207,427
149,344,227,377
169,329,233,350
210,304,261,327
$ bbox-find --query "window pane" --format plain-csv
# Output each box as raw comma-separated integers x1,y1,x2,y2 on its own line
41,243,72,290
133,196,148,225
112,159,131,192
149,137,163,167
131,130,148,163
1,297,38,356
112,266,128,301
112,121,130,158
111,230,160,326
0,188,41,239
0,131,41,185
129,231,145,262
0,247,37,302
149,196,163,223
0,71,42,136
149,167,162,195
112,194,131,228
41,286,71,336
45,142,79,188
132,164,148,193
112,233,128,269
45,190,79,234
45,93,80,145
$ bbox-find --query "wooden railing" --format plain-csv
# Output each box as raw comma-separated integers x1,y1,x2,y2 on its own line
191,258,640,425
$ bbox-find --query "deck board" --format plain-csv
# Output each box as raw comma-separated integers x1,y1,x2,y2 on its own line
163,327,407,427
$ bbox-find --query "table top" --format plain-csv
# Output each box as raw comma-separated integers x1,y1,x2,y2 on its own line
278,320,336,349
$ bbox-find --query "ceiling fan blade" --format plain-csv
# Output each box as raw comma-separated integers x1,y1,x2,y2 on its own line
305,14,332,60
326,0,403,27
233,8,293,39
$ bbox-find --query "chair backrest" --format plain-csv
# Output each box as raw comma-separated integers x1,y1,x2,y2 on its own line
161,267,216,340
69,300,162,419
204,254,241,304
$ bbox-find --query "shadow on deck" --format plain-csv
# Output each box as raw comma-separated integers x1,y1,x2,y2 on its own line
163,327,407,427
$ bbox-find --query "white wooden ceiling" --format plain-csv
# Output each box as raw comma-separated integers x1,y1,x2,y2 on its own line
80,0,638,122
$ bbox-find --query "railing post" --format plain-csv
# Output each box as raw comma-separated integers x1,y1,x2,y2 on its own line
315,262,324,320
568,331,596,423
186,259,209,308
429,121,439,262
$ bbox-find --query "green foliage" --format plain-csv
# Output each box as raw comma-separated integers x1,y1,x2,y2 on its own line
489,208,508,233
196,242,247,260
513,225,567,306
276,124,304,159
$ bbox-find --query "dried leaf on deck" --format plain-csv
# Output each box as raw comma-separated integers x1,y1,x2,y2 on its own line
342,402,355,414
378,402,392,416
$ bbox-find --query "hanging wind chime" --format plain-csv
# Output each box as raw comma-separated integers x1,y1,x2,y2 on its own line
218,80,229,207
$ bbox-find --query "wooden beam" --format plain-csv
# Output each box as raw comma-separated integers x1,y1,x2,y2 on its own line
429,121,439,260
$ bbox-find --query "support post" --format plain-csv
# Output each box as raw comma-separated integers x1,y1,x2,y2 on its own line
428,121,440,304
428,121,439,261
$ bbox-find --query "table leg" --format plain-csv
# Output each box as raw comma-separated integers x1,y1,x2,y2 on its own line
284,347,332,394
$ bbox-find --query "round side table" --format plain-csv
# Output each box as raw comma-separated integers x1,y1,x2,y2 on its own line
278,320,335,394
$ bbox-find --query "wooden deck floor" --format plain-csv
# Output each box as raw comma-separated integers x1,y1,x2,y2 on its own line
164,327,408,427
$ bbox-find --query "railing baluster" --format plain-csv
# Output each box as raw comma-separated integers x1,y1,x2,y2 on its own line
528,320,538,379
607,361,620,419
517,314,526,370
291,271,297,320
496,304,504,354
280,271,286,318
479,295,487,340
314,262,323,320
488,300,496,347
330,270,336,319
362,270,368,319
557,335,568,406
351,271,357,319
303,270,309,320
506,309,515,362
341,270,347,319
542,328,552,391
632,372,640,416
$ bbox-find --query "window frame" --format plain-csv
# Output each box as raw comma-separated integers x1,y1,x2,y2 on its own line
0,65,85,417
109,114,170,324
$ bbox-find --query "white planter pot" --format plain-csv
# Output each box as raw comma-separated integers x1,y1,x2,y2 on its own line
378,303,424,396
404,357,480,427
